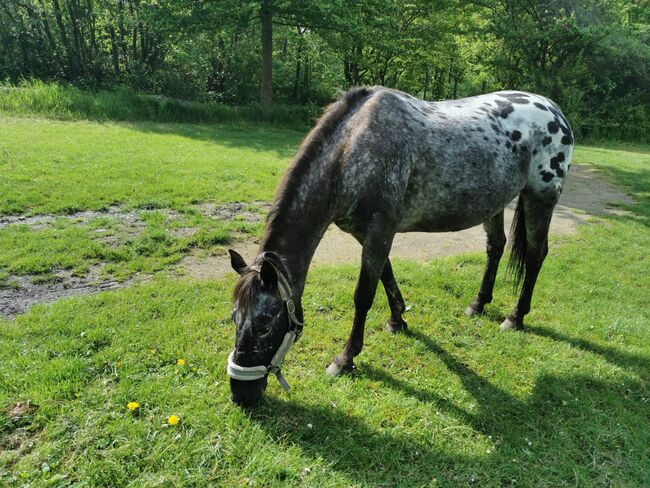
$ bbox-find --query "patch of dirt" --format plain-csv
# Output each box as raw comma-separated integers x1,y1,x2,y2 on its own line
197,201,271,222
0,203,271,317
0,202,269,231
0,267,126,317
555,164,634,216
0,205,144,231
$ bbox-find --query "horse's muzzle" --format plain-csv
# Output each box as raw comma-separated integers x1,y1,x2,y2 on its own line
230,376,268,408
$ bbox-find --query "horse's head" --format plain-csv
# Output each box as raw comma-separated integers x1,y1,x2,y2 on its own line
227,249,300,408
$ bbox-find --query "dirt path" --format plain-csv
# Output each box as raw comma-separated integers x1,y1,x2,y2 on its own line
181,164,634,278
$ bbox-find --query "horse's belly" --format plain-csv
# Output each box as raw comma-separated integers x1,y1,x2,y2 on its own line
397,205,504,232
398,172,521,232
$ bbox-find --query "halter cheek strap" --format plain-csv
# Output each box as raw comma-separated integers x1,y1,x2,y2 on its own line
227,254,303,392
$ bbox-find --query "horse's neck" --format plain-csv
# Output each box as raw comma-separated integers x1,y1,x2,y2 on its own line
259,169,334,296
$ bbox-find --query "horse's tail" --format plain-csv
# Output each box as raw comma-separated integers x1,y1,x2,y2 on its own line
507,196,527,291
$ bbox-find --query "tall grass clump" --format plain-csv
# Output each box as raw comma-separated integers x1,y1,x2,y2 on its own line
0,80,316,129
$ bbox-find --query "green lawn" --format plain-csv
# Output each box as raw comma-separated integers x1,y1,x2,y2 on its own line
1,116,649,486
0,117,302,281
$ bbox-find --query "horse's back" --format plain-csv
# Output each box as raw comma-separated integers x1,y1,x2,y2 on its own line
332,88,573,234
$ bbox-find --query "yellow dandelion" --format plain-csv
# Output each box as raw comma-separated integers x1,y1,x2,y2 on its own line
176,358,186,366
167,415,180,426
127,402,139,411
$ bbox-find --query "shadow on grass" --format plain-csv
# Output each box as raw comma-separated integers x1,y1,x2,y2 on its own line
121,120,303,160
251,328,648,485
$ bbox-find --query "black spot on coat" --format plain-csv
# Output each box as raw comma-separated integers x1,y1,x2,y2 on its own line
550,152,565,169
542,136,552,146
548,121,559,133
534,102,548,111
541,171,555,182
510,130,522,141
494,100,514,118
561,134,573,145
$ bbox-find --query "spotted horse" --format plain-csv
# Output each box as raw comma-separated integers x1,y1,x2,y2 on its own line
226,86,574,407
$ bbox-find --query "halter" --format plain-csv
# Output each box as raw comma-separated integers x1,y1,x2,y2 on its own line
227,253,303,392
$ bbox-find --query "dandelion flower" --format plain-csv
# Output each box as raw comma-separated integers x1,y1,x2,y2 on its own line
177,358,186,366
127,402,139,411
167,415,180,426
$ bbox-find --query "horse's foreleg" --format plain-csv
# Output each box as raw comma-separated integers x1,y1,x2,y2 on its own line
501,198,554,330
381,259,408,333
327,219,395,376
466,211,506,316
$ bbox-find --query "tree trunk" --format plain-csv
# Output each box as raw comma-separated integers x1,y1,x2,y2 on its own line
108,25,120,77
260,0,273,108
52,0,75,77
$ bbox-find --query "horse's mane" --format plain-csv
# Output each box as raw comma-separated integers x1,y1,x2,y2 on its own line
264,86,374,235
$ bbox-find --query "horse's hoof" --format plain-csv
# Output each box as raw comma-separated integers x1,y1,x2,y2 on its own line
385,318,408,334
500,317,524,331
465,303,484,316
326,360,354,377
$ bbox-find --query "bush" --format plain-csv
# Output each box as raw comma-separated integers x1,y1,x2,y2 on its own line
0,80,317,129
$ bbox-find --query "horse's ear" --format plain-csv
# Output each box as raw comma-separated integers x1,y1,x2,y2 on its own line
259,260,278,289
228,249,247,275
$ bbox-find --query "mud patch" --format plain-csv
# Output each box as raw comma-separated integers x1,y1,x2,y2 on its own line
0,205,144,231
0,202,269,232
197,201,271,222
0,266,127,317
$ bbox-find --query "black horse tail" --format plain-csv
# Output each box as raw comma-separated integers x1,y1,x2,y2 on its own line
507,196,527,292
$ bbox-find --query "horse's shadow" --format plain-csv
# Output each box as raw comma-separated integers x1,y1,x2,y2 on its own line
250,328,648,486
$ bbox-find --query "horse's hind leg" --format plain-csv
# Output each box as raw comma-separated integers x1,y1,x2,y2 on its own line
326,217,396,376
466,211,506,316
501,193,555,330
381,259,408,333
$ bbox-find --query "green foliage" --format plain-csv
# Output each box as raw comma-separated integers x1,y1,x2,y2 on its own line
1,1,647,141
0,81,316,128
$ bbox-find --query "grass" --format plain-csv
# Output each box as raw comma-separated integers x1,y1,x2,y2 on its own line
0,116,302,215
1,108,649,485
0,115,300,281
0,81,316,129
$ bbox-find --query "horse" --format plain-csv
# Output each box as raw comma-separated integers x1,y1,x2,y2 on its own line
226,86,574,407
